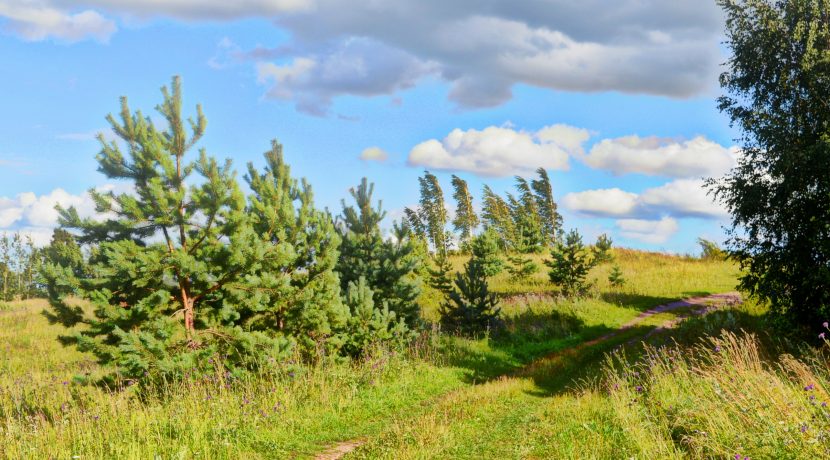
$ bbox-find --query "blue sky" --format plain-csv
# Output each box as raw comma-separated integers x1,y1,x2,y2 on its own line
0,1,737,253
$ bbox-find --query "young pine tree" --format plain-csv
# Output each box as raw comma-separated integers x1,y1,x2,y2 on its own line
608,264,626,289
546,229,604,297
439,257,501,335
44,77,347,383
470,228,504,277
593,234,614,264
337,178,422,327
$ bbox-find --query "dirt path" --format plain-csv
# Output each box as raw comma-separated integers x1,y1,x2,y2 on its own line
312,292,741,460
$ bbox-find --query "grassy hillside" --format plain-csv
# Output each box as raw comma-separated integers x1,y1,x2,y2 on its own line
0,249,784,459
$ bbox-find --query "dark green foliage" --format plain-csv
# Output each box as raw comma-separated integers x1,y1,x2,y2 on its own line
593,234,614,264
451,175,479,251
608,264,626,289
439,257,501,335
531,168,563,244
711,0,830,324
470,228,504,277
506,254,539,282
546,229,605,297
340,277,410,357
43,77,347,383
337,178,422,327
697,238,727,261
428,254,455,295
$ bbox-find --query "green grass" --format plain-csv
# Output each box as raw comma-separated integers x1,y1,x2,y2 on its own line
0,250,745,458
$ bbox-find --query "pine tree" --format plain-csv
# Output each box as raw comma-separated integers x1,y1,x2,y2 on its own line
608,264,626,289
451,175,479,251
509,177,545,253
531,168,563,244
593,234,614,264
44,77,347,382
341,277,410,357
470,228,504,277
506,254,539,282
337,178,422,326
481,185,514,249
546,229,600,297
438,257,501,335
415,171,450,256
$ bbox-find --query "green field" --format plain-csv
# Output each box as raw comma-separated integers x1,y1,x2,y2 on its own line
3,250,827,458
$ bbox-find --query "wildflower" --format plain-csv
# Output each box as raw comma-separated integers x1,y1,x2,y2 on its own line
822,402,827,408
714,346,721,353
636,385,644,393
823,321,829,329
61,381,68,386
805,384,815,391
801,424,808,433
821,333,826,340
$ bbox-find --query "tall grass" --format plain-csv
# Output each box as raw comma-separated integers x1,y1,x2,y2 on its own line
0,250,742,458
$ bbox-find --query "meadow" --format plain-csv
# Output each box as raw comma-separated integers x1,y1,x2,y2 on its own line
3,248,804,459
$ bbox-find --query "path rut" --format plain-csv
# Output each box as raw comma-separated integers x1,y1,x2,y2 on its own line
312,291,741,460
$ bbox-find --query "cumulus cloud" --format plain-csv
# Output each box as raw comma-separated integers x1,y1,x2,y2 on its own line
0,186,121,246
267,1,723,111
639,179,728,219
256,37,434,115
407,124,583,177
616,217,679,244
563,179,727,220
8,1,723,111
583,135,738,178
0,1,116,42
359,146,389,162
562,188,639,217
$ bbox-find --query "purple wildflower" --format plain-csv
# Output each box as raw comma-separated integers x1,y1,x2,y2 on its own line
714,346,721,353
805,384,815,391
824,322,829,329
822,402,827,408
801,424,808,433
636,385,644,393
821,333,826,340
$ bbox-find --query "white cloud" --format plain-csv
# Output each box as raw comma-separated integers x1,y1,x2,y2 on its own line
562,188,638,217
8,1,722,112
407,124,581,177
0,1,115,42
563,179,727,220
616,217,679,244
583,135,738,178
639,178,727,219
359,146,389,162
0,187,121,246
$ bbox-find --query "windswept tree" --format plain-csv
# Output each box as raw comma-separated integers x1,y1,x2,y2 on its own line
337,177,422,326
43,77,348,382
406,171,454,293
451,175,479,251
509,176,545,253
711,0,830,324
531,168,563,244
481,185,515,249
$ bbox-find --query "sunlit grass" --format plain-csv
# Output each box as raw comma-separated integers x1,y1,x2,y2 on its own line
0,249,743,458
